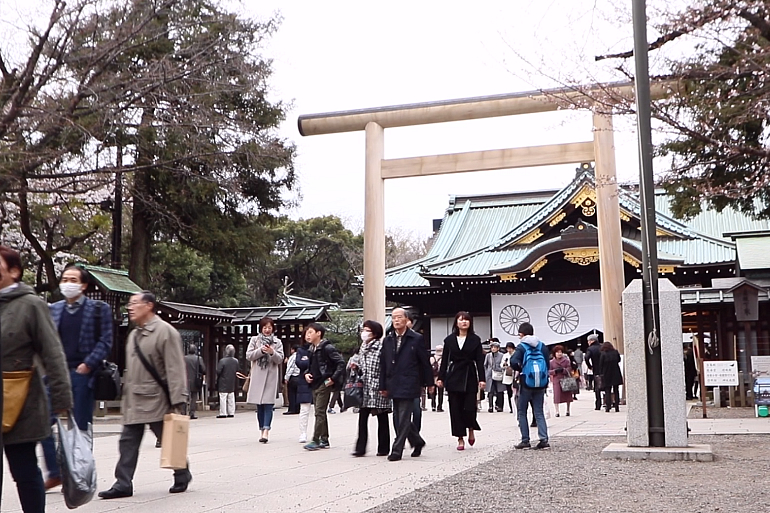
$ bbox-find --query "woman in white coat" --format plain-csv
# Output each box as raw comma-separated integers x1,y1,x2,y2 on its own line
246,317,284,443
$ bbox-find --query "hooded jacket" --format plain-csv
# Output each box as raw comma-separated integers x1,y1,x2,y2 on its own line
0,283,72,444
510,335,550,389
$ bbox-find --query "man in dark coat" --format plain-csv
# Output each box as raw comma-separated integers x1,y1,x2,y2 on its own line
216,344,239,418
184,346,206,419
380,308,434,461
584,334,603,410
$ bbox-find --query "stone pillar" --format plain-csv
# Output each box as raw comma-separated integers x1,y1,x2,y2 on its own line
623,278,688,447
593,112,625,355
364,122,386,324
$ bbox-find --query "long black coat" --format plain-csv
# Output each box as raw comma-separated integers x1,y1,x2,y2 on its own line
438,333,485,393
379,329,433,400
598,349,623,388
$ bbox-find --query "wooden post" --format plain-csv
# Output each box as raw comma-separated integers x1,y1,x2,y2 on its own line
593,112,625,356
364,122,386,324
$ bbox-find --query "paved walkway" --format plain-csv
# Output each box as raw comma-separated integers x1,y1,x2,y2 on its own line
3,391,769,512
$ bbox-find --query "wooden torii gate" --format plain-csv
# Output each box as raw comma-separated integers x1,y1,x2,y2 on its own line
299,82,670,353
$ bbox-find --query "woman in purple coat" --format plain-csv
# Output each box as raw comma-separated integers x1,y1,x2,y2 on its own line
549,345,573,417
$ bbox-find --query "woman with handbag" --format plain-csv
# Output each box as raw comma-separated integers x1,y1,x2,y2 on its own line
483,341,505,412
245,317,284,443
548,345,574,417
436,311,485,451
0,246,73,513
350,320,391,457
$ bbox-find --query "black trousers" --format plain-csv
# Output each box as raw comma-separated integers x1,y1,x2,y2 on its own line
448,391,481,438
355,409,390,455
113,422,191,493
287,376,299,413
5,442,44,513
594,378,603,409
604,384,620,409
431,386,445,410
391,399,424,457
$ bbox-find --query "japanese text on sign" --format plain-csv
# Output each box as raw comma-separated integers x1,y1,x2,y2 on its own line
703,360,739,386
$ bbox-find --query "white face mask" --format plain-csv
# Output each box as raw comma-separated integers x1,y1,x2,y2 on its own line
59,282,83,300
360,331,371,343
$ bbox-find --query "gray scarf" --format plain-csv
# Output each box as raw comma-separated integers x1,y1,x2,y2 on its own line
255,333,278,370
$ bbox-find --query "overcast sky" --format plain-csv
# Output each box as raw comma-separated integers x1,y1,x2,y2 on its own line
246,0,677,238
2,0,678,239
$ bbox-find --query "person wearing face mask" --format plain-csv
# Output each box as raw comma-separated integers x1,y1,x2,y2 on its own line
48,265,113,436
350,320,391,457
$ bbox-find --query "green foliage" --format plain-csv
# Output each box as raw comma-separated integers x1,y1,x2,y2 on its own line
325,310,362,359
250,216,363,304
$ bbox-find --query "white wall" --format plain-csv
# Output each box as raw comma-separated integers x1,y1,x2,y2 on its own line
430,316,491,349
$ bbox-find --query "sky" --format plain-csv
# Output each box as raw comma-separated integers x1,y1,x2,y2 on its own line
241,0,675,239
1,0,680,240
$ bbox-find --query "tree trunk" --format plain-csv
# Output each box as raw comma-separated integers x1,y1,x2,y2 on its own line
128,109,154,289
17,180,57,290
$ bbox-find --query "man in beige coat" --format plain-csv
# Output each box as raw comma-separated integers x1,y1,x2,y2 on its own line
99,291,191,499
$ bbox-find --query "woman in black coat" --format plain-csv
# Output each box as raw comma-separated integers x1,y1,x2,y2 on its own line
598,341,623,412
295,342,314,443
436,311,486,451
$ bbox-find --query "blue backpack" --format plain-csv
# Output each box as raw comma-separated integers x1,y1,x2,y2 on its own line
521,342,548,388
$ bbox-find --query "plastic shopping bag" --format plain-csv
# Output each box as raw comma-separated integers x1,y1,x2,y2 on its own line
56,415,96,509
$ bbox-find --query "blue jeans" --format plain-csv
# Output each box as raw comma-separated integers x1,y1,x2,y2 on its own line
5,442,45,513
517,387,548,444
256,404,274,430
70,369,94,431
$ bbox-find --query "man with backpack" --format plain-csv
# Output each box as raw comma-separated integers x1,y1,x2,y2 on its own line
510,322,550,450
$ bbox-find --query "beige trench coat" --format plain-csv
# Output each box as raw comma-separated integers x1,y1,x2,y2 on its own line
245,336,284,405
122,316,188,425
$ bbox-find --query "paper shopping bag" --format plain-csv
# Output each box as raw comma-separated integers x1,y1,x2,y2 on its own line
160,413,190,469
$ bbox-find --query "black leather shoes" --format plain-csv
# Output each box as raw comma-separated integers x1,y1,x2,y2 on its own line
170,470,192,493
98,487,132,499
387,453,402,461
411,444,424,457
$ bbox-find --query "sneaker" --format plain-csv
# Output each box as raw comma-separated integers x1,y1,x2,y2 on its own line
318,440,330,449
304,441,322,451
514,441,531,450
299,436,307,444
534,441,550,450
328,408,336,414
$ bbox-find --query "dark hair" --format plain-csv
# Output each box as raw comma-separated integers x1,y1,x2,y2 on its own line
506,342,516,349
451,311,475,336
601,341,615,352
291,344,299,353
406,311,417,322
305,322,326,339
552,345,564,355
362,319,384,340
62,263,89,284
518,322,534,336
0,245,23,282
259,317,275,330
136,290,157,308
489,337,499,343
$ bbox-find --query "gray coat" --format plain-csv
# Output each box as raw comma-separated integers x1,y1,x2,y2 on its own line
216,356,239,393
0,284,72,445
184,353,206,393
122,316,188,425
484,350,505,394
245,335,284,405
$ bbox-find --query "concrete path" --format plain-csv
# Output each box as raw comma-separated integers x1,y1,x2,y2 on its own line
3,391,769,512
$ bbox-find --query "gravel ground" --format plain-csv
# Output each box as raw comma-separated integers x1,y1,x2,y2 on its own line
688,406,758,419
366,435,768,513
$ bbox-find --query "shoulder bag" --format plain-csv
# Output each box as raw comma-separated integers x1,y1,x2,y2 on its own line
3,368,33,433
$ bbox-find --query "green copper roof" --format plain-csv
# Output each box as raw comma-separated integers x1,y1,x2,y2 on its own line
82,265,142,295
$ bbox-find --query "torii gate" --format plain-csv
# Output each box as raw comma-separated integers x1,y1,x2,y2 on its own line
299,82,669,353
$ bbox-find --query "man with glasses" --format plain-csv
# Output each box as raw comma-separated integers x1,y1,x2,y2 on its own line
99,291,191,499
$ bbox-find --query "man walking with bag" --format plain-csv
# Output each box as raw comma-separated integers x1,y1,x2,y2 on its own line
184,345,206,419
99,291,191,499
511,322,550,450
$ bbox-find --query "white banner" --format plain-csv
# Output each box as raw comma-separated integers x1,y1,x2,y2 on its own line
491,291,603,345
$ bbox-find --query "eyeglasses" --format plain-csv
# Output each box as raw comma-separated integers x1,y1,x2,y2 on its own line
127,301,148,307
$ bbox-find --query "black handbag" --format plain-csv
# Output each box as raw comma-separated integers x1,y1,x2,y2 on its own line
343,368,363,409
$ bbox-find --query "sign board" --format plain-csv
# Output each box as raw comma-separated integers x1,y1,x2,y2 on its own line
751,356,770,379
703,360,739,387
